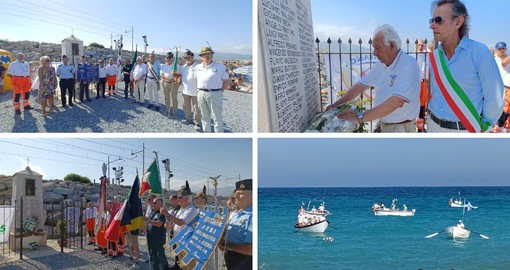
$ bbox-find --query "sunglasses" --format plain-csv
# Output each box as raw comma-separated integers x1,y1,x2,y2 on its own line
429,16,444,25
498,48,507,50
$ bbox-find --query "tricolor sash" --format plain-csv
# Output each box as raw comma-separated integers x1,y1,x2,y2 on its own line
430,49,489,132
147,62,160,81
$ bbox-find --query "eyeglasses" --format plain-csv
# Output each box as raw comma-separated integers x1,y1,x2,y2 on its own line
498,48,507,50
46,59,51,62
429,16,444,25
177,196,183,199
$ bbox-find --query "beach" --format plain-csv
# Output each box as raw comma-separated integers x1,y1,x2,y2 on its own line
0,83,252,133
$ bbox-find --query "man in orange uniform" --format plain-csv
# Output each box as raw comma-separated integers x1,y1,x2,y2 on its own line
7,53,33,114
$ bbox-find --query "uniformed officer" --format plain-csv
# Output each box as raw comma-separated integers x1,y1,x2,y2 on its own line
7,53,33,114
219,179,252,270
56,55,76,107
77,56,91,103
195,47,231,133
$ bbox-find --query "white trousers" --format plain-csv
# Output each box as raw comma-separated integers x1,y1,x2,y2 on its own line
146,79,159,106
134,80,145,103
198,90,223,133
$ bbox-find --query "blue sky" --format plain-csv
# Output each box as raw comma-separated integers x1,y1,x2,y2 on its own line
312,0,510,49
259,138,509,187
0,0,252,55
0,138,252,196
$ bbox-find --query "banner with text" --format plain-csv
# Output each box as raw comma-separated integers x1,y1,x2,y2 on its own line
0,206,15,243
168,207,228,270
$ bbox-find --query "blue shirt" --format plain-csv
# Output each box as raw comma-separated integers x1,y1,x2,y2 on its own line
226,206,252,245
429,37,504,124
147,61,161,80
56,63,75,79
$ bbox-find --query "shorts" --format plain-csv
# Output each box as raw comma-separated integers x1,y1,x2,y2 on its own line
126,233,139,247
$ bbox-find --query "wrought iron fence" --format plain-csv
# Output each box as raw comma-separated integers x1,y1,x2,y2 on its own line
316,37,432,132
0,197,86,260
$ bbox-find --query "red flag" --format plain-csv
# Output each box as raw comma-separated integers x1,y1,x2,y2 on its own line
104,200,126,242
94,176,107,236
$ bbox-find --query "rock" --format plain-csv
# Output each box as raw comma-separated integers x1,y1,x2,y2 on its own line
67,193,81,202
0,183,7,192
53,187,73,196
75,183,84,191
43,192,64,204
43,182,56,192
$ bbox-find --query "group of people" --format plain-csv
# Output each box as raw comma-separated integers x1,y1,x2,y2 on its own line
328,0,506,133
4,47,231,133
82,179,252,270
129,47,230,133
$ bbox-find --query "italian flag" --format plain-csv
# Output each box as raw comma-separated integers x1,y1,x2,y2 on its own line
104,200,126,242
139,159,162,197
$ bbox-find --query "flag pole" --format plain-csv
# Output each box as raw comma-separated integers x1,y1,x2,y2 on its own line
153,151,164,203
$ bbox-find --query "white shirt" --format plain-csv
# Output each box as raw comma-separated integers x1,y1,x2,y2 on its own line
181,62,198,96
105,64,117,76
495,56,510,87
83,207,97,219
98,66,107,78
195,61,229,89
133,63,147,81
360,50,420,123
173,204,198,235
160,62,181,81
7,60,30,76
415,51,428,81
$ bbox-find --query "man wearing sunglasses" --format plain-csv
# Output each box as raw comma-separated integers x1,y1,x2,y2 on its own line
427,0,503,132
492,42,510,132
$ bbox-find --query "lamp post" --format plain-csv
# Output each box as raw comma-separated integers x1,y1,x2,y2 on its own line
106,156,123,185
125,26,134,52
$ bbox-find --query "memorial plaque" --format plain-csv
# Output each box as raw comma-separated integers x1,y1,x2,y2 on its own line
258,0,320,132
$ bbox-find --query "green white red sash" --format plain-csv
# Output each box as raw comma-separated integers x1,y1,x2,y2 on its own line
430,49,489,132
147,62,159,80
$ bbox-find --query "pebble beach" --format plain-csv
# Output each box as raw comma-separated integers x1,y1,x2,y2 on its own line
0,85,252,133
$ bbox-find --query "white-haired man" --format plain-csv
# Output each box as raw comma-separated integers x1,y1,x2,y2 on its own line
132,56,147,104
327,24,420,132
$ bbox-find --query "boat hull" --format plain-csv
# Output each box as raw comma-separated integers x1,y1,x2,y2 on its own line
373,210,415,216
445,226,470,239
294,219,329,233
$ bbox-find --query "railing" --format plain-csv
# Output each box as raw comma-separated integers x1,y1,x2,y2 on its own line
316,37,432,132
0,198,86,260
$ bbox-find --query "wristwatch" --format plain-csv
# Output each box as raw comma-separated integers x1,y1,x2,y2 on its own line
356,111,364,124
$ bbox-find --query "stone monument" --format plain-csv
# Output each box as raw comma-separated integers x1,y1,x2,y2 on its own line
258,0,320,132
10,166,47,248
62,35,84,66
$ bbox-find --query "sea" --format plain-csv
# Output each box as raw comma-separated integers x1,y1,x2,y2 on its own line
258,187,510,270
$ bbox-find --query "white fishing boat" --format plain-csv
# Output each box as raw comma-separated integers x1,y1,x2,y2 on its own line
372,199,416,216
294,207,329,233
445,221,471,239
449,197,478,208
295,192,331,233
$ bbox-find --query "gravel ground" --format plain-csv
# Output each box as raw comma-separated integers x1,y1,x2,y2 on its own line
0,236,227,270
0,84,252,133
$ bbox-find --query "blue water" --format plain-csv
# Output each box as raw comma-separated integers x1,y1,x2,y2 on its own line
259,187,510,270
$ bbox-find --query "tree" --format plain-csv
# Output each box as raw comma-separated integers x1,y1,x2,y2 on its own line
63,173,91,184
88,42,105,49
